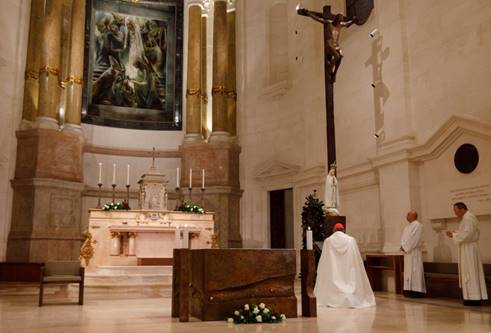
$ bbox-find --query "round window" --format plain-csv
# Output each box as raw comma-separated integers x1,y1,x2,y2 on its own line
454,144,479,174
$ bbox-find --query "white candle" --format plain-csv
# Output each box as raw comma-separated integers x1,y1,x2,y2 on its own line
112,163,116,185
174,226,181,249
98,162,102,184
189,168,192,189
126,164,130,185
306,227,313,250
176,167,180,188
201,169,205,189
183,225,189,248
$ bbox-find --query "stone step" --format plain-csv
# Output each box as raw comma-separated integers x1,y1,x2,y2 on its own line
85,265,172,287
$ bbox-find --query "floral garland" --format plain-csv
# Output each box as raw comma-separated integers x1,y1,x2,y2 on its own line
102,201,130,211
227,303,286,324
175,203,205,214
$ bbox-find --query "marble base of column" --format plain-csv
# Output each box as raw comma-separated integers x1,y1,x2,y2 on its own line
20,119,34,130
63,123,83,136
183,133,203,144
34,116,59,130
209,131,231,143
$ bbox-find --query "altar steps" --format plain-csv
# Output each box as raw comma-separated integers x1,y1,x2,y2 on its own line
85,265,173,288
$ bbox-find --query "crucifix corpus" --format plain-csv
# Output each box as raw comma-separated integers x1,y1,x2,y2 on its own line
297,4,357,170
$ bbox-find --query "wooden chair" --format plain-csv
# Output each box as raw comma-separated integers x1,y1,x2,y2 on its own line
38,261,85,306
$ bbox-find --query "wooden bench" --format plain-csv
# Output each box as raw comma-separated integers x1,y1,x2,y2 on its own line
423,262,491,300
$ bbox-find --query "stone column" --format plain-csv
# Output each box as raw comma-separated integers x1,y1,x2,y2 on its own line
185,4,203,143
22,0,45,127
111,232,121,256
36,0,64,129
209,0,230,142
128,233,136,256
64,0,86,133
226,9,237,137
201,14,209,140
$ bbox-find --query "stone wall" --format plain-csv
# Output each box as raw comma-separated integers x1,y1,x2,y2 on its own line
237,0,491,264
0,0,30,260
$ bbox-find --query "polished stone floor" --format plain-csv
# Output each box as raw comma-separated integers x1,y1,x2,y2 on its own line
0,284,490,333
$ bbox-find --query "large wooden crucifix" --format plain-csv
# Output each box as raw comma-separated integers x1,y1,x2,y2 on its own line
297,5,357,169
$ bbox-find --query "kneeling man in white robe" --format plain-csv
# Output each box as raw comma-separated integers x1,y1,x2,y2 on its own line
400,210,426,298
314,223,376,308
446,202,488,306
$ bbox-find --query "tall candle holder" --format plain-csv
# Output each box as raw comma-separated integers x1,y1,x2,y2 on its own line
112,184,116,203
125,184,130,203
175,187,181,207
188,187,192,202
97,183,103,209
200,188,205,208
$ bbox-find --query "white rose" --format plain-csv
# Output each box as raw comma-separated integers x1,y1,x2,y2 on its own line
272,316,277,321
253,308,260,315
234,310,240,316
263,308,269,314
259,303,265,309
280,314,286,320
256,315,262,322
240,315,244,320
244,304,249,310
227,318,234,323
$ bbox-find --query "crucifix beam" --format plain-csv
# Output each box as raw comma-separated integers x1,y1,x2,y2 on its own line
297,5,357,170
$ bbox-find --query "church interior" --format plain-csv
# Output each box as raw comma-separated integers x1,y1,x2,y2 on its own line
1,0,490,332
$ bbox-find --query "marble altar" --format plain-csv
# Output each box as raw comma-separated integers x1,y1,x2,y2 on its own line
83,209,215,286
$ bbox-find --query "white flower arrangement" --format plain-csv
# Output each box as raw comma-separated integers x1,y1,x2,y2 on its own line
227,303,286,324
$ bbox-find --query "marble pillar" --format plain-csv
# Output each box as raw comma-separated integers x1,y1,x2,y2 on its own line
64,0,86,133
180,141,242,248
210,0,230,142
185,5,203,143
111,232,121,256
21,0,45,127
201,15,209,140
226,10,237,137
36,0,64,129
7,128,85,262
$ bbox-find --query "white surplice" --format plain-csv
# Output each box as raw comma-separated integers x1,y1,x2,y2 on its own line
314,231,376,308
400,221,426,293
453,211,488,301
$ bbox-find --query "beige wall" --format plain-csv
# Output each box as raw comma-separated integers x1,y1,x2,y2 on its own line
237,0,491,263
0,0,30,260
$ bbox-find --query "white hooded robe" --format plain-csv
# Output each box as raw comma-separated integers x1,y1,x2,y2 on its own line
314,231,376,308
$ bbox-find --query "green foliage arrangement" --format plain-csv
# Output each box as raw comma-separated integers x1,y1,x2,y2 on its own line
102,201,130,211
175,203,205,214
301,190,326,248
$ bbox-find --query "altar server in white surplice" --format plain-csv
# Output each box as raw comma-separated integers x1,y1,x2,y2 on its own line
446,202,488,306
400,210,426,297
314,223,375,308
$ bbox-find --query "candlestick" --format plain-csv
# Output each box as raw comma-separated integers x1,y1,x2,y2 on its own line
175,226,181,249
112,163,116,185
200,187,205,208
176,167,180,188
306,227,313,250
188,186,192,202
183,225,189,249
97,182,102,209
126,164,130,185
189,168,192,188
175,187,181,207
126,184,130,204
98,163,102,184
112,184,116,203
201,169,205,189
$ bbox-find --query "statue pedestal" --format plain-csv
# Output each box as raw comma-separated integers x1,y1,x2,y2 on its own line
323,215,347,238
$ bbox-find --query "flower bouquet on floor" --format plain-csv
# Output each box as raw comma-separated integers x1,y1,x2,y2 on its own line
226,303,286,324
